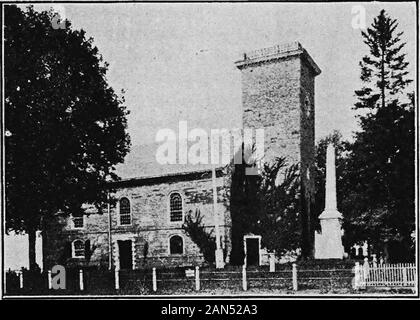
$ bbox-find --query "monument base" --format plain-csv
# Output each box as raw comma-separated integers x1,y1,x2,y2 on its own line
314,213,345,260
215,248,225,269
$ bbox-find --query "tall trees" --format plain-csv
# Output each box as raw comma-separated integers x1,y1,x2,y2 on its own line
5,5,130,269
346,10,414,261
228,153,301,263
254,160,301,258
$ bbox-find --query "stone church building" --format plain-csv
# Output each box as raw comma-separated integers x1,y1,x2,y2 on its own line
43,42,321,270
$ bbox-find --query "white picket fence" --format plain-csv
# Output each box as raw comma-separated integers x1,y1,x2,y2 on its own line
355,261,417,289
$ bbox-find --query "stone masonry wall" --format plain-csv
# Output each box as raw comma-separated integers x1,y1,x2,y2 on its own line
240,56,302,166
43,174,231,269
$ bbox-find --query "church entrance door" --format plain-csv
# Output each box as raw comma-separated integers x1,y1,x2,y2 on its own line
118,240,133,270
245,237,260,266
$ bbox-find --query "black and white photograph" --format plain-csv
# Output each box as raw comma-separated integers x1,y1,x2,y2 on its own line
0,0,418,303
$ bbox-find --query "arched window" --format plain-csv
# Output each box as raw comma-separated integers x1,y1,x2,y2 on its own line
169,193,183,222
119,197,131,225
169,235,184,255
72,240,85,258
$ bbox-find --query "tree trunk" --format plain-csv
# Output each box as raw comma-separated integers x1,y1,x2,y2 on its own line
381,50,386,109
28,228,37,270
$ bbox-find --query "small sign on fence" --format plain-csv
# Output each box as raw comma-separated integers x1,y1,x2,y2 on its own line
185,268,195,278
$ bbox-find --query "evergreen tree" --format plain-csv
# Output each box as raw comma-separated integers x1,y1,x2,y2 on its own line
347,10,414,261
355,9,412,112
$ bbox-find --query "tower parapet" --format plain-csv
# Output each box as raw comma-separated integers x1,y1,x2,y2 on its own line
235,41,321,76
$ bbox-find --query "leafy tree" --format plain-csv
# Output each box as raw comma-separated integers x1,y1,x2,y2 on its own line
347,10,414,261
5,5,130,269
227,143,302,262
84,240,97,264
254,160,301,258
183,209,216,264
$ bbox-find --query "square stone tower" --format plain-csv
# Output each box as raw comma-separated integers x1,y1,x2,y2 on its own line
235,41,321,257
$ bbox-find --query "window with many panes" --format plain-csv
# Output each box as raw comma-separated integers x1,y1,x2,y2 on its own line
119,197,131,225
169,193,183,222
72,240,85,258
169,235,183,255
73,215,84,229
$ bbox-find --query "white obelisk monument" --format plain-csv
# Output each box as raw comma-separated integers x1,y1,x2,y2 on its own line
314,143,345,259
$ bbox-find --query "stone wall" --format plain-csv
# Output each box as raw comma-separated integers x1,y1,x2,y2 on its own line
239,56,302,165
43,173,231,269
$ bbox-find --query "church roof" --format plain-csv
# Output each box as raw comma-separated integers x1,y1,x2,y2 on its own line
113,143,227,182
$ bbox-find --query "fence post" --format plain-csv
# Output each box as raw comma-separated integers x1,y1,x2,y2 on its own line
292,263,298,291
195,266,200,291
48,270,52,290
79,269,84,291
269,253,275,272
114,268,120,290
242,265,247,291
152,267,157,292
403,265,408,286
372,254,377,267
354,262,360,290
19,271,24,289
363,257,369,281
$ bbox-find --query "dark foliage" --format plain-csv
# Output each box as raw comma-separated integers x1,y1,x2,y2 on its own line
255,160,301,258
227,142,302,263
4,5,130,268
333,10,414,262
84,240,97,263
183,209,216,264
227,145,261,265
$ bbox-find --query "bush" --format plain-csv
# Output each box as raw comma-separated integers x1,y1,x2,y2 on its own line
183,209,216,264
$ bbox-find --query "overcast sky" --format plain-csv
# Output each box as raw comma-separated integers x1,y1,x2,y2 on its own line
30,2,417,146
